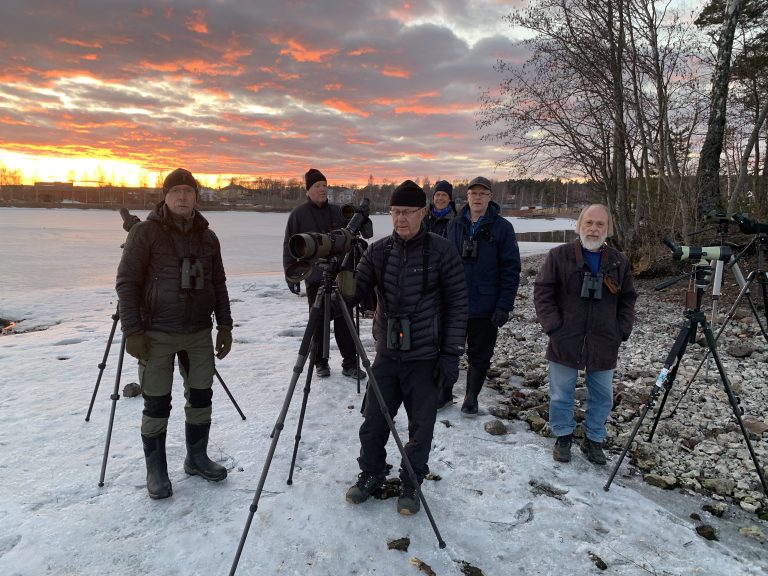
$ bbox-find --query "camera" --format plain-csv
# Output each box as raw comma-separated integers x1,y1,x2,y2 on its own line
580,272,604,299
285,198,373,283
662,236,732,262
386,317,412,351
181,257,204,290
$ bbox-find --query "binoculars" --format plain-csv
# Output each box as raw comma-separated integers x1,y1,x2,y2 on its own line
181,257,204,290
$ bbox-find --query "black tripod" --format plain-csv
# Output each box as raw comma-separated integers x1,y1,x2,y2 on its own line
603,262,768,495
229,259,446,576
663,233,768,419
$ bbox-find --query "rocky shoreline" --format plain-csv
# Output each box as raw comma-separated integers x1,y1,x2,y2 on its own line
483,253,768,518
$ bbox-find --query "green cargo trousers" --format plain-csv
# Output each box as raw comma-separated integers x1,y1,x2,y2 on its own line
139,328,215,436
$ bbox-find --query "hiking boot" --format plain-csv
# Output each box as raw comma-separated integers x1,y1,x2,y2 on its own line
341,365,367,380
315,361,330,378
346,471,385,504
460,393,478,417
553,434,573,463
580,437,607,465
397,484,420,516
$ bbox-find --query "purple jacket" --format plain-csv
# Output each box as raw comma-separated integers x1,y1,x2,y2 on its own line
533,240,637,371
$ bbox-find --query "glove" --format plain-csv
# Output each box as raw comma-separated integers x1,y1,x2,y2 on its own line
287,281,301,295
433,355,459,388
215,326,233,360
490,308,510,328
125,331,149,361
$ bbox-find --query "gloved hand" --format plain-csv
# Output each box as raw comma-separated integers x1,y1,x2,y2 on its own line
490,308,510,328
433,355,459,388
287,281,301,295
125,331,149,361
215,326,233,360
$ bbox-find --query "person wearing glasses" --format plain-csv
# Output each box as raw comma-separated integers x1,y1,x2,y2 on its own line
446,176,520,416
345,180,467,516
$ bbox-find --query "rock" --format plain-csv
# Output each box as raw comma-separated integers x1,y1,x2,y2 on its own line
702,477,736,496
695,524,718,541
727,342,754,358
456,560,484,576
588,551,608,570
122,382,141,397
739,525,768,543
742,418,768,436
387,537,410,551
644,474,677,490
484,419,508,436
702,502,727,517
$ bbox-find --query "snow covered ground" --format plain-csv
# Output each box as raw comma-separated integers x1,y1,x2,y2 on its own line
1,208,766,575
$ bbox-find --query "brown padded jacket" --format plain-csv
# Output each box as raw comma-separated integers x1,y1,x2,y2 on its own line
533,240,637,371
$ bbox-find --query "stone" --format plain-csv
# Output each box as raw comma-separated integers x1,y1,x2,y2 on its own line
739,525,768,543
727,342,755,358
484,419,508,436
644,474,677,490
122,382,141,397
695,524,718,541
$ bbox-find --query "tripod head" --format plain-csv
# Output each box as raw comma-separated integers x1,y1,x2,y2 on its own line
119,207,141,233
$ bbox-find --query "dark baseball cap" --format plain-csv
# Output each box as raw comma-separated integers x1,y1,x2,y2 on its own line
467,176,492,192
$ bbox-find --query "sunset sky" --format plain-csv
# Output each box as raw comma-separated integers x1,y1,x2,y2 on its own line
0,0,533,188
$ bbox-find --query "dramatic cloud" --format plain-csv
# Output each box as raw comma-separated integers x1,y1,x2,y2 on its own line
0,0,531,186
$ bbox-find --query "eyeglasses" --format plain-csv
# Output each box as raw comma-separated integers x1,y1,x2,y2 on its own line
467,190,491,197
390,207,422,218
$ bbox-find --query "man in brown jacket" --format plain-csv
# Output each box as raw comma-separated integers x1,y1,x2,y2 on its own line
533,204,637,465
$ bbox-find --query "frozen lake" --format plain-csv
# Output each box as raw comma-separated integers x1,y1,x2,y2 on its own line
0,207,573,292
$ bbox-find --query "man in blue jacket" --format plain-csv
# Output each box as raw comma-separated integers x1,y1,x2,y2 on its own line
447,176,520,416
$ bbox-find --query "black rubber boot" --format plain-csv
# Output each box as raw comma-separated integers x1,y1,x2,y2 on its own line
142,433,172,499
184,422,227,481
460,367,486,418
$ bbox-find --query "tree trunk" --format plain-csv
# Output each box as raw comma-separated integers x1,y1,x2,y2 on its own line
696,0,741,216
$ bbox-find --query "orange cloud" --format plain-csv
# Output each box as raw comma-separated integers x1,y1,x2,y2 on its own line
395,102,468,115
324,83,343,91
323,99,369,117
57,38,103,49
380,67,410,79
186,9,210,34
348,47,376,56
270,35,338,63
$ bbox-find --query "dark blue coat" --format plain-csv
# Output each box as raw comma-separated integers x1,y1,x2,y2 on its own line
447,201,521,318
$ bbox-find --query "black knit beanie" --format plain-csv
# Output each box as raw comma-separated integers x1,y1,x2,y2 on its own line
305,168,327,190
433,180,453,199
390,180,426,207
162,168,199,197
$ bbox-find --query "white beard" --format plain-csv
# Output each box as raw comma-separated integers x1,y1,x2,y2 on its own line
580,232,606,252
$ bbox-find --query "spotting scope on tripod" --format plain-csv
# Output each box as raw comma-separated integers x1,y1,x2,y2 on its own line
604,235,768,496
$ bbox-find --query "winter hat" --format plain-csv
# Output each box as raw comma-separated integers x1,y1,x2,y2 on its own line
390,179,426,207
467,176,492,192
433,180,453,199
305,168,327,190
162,168,199,196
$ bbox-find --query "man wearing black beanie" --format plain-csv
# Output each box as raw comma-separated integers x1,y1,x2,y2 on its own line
282,168,364,380
344,179,467,516
423,180,456,238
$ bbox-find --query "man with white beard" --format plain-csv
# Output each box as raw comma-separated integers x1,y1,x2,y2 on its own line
533,204,637,465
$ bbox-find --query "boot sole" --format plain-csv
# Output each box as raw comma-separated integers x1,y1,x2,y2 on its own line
148,486,173,499
460,410,478,418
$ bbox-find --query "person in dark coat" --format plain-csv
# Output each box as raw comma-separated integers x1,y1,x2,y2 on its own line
116,168,233,499
533,204,637,465
423,180,456,238
345,180,468,516
446,176,520,416
282,168,364,380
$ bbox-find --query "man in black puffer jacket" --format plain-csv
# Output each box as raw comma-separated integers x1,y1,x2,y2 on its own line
345,180,467,516
116,168,233,500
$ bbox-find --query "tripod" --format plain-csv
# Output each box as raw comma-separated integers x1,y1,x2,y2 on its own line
229,259,446,575
663,233,768,419
87,305,246,487
604,263,768,496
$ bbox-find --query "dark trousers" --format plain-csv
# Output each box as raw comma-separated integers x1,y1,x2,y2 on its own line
466,317,499,374
306,283,357,368
357,357,438,484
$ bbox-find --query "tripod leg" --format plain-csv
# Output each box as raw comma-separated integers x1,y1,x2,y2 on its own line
86,309,120,422
336,288,446,549
98,332,126,487
604,401,655,491
710,259,724,329
229,301,322,575
287,349,316,485
214,367,247,420
701,322,768,496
